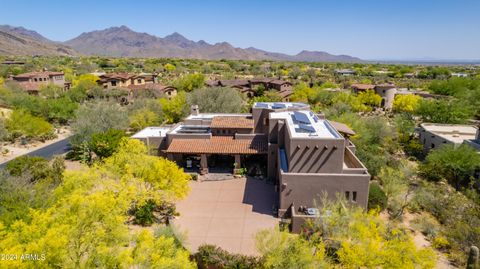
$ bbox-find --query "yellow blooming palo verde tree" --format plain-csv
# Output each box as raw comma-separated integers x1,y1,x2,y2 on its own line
0,138,194,268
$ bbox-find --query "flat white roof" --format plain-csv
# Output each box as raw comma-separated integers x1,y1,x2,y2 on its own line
186,113,248,120
421,123,478,144
131,127,172,138
270,110,341,139
253,102,309,109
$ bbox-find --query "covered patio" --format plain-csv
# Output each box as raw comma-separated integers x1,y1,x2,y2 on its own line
165,136,267,175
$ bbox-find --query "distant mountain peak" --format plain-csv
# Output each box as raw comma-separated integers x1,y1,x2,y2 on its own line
1,25,362,62
164,32,189,42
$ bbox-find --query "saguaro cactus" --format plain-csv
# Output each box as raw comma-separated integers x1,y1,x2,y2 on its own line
467,246,479,269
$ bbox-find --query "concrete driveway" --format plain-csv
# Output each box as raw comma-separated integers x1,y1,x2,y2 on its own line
173,176,278,255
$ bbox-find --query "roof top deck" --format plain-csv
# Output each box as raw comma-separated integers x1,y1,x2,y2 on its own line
131,127,172,138
270,110,341,139
253,102,309,110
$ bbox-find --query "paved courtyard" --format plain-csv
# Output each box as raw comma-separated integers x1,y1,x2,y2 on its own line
172,176,278,255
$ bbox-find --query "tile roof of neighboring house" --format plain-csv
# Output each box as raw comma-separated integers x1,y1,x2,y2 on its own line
278,89,293,98
165,136,267,154
329,120,356,136
269,79,292,86
13,81,43,92
13,71,64,79
351,83,374,90
210,116,254,129
127,84,176,92
99,73,135,81
374,83,396,89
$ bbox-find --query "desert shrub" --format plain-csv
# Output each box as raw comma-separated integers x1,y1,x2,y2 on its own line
6,109,54,140
154,225,186,248
412,182,480,265
133,200,156,226
368,182,387,211
411,214,441,239
89,129,125,159
432,236,450,251
195,244,263,269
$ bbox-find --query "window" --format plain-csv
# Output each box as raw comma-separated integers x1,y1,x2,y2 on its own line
34,78,38,82
111,80,117,87
137,79,142,84
431,143,435,149
352,191,357,202
345,191,350,200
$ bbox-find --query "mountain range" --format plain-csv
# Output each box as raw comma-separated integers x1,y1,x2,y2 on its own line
0,25,362,62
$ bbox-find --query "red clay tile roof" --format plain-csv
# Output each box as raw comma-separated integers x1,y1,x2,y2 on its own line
165,136,267,154
329,120,356,136
210,116,254,129
13,71,64,79
127,84,176,92
351,83,374,90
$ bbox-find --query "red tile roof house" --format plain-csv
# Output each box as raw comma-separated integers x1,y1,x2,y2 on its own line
132,102,370,233
10,71,70,94
96,73,177,99
205,78,293,101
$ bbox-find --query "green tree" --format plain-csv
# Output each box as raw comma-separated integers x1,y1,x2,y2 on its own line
415,99,474,124
160,92,188,124
419,144,480,190
129,108,161,131
90,129,125,159
6,109,54,140
256,228,327,269
187,87,245,113
174,73,205,92
357,89,382,107
393,94,421,113
70,102,128,148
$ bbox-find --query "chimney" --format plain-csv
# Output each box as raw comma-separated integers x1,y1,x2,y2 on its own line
191,105,199,116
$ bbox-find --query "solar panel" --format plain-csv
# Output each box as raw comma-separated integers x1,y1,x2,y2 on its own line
255,102,268,108
313,115,319,123
272,103,287,109
293,111,311,124
299,123,316,132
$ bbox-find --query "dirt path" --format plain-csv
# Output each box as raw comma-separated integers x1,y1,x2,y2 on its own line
402,212,455,269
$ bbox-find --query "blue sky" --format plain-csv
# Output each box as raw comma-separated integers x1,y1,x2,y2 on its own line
1,0,479,60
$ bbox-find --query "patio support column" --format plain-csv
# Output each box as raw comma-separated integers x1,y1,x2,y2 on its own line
200,154,208,175
234,154,241,174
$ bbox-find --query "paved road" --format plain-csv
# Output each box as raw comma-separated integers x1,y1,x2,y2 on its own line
0,137,71,169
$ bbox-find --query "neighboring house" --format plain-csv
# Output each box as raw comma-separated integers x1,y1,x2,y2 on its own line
351,83,397,109
418,123,479,154
97,73,176,99
97,73,158,89
10,71,70,94
335,69,356,76
206,78,293,101
451,72,468,77
132,102,370,231
2,60,25,65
